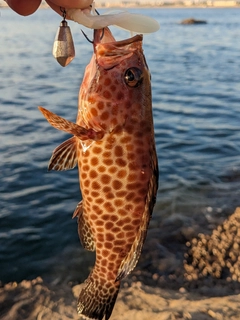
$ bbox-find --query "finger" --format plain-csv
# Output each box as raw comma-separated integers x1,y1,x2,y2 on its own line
48,0,93,9
6,0,41,15
46,0,93,20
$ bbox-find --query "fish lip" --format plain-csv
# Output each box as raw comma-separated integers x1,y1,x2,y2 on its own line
93,28,143,49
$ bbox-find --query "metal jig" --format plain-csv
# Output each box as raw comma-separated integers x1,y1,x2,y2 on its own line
52,7,75,67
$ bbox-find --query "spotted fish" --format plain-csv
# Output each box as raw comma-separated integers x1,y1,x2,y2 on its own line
39,27,158,320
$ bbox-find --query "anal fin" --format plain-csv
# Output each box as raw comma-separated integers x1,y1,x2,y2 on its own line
48,137,78,171
73,201,95,251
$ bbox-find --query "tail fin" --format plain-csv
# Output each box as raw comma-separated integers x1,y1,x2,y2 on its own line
77,273,120,320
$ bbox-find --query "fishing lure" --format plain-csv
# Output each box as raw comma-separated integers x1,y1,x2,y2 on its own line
52,7,75,67
52,2,159,67
67,5,160,34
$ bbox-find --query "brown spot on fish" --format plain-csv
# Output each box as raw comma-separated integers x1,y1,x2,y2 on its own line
97,101,104,110
90,157,99,166
103,90,112,99
100,111,109,121
114,145,124,157
115,191,127,198
91,107,98,117
102,249,110,257
117,232,125,239
112,226,121,233
91,191,99,198
105,233,114,242
105,221,114,230
108,191,116,199
81,172,87,179
90,213,98,221
104,78,111,86
105,242,113,249
112,180,123,190
117,169,127,179
96,219,104,226
114,199,124,207
98,165,106,172
120,136,129,144
103,158,113,166
115,158,127,167
110,215,118,222
125,192,136,201
92,146,102,154
103,202,114,212
101,259,108,266
83,179,90,188
92,181,101,190
108,253,117,262
122,224,133,232
108,166,118,174
95,198,104,204
89,170,98,179
82,164,90,171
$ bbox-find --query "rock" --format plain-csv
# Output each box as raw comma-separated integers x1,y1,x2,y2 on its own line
184,207,240,288
180,18,207,25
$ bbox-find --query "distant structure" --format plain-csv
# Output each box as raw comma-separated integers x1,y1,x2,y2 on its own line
100,0,240,7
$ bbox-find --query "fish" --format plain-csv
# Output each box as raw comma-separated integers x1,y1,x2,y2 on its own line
39,27,159,320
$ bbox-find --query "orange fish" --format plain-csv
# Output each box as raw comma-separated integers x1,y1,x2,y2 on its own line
39,27,158,320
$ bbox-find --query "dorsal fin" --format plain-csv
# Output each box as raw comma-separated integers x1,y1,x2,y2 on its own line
48,137,78,171
73,201,95,252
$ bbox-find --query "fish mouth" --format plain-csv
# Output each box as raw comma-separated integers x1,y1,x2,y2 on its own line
93,28,143,50
93,28,143,69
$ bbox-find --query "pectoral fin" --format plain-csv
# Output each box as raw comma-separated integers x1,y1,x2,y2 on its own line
48,137,78,171
38,107,104,141
73,201,95,251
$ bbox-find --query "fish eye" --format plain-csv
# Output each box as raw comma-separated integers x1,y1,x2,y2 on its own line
124,67,143,87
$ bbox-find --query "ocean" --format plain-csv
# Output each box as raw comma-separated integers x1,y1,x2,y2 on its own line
0,7,239,284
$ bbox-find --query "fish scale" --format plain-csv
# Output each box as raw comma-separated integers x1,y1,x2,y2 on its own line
39,27,158,320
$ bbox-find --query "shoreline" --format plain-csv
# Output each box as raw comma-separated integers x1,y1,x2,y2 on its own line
1,208,240,319
1,277,240,320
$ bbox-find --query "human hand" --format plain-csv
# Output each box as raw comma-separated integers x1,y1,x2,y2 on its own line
5,0,93,17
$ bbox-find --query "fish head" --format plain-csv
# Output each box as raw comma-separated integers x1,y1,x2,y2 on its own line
79,27,151,132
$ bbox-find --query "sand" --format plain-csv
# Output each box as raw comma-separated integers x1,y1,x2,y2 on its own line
1,278,240,320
